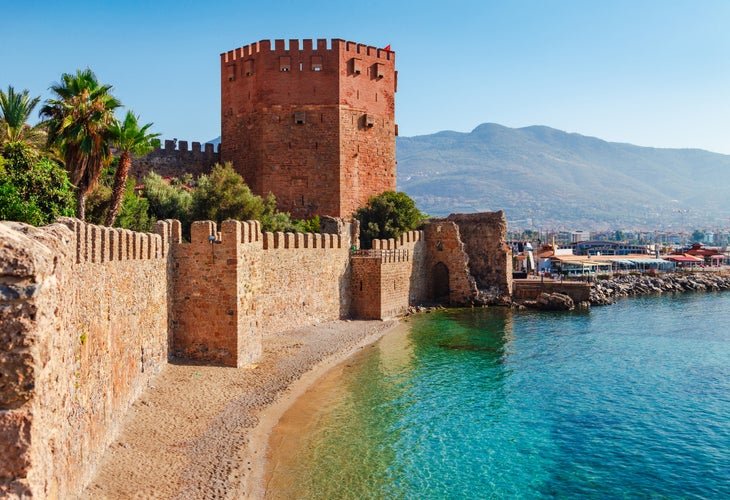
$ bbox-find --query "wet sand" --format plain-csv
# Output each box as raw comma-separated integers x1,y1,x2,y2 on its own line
81,319,398,499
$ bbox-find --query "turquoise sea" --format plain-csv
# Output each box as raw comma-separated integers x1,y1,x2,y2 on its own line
266,293,730,499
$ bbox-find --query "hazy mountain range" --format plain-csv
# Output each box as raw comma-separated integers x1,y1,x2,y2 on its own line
396,123,730,231
208,122,730,231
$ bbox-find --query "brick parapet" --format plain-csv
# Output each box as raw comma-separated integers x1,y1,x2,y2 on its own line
57,217,166,263
222,38,394,64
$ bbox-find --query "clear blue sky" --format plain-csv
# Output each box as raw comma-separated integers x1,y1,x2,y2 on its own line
3,0,729,153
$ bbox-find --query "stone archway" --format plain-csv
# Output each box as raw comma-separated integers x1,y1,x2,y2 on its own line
432,261,450,303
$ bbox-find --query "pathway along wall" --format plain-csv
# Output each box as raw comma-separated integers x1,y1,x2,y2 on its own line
0,219,170,498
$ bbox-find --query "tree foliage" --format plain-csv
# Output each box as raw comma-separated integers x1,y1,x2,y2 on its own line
40,69,121,219
106,110,159,226
191,163,267,223
0,142,75,225
115,177,153,232
354,191,425,249
143,171,193,229
0,86,46,149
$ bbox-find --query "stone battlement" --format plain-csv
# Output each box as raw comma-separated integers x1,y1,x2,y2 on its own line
222,38,394,63
58,217,167,263
371,230,424,250
130,139,221,180
158,139,220,154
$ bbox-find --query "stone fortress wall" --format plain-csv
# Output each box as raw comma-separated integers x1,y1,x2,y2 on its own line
1,211,508,497
169,218,353,367
0,219,170,498
130,139,221,181
350,212,512,319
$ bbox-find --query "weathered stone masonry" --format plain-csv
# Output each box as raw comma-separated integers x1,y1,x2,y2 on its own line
350,212,513,319
0,219,169,498
0,210,509,497
169,219,352,367
131,140,221,180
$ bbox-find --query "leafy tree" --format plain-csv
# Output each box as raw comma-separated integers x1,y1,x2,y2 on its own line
106,111,159,226
691,229,705,243
191,163,266,223
116,177,153,232
143,171,193,227
292,215,320,234
0,142,75,224
354,191,425,249
0,86,45,150
0,179,43,224
85,168,113,225
40,69,121,220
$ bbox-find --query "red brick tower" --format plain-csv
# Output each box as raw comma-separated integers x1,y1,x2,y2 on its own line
220,38,397,219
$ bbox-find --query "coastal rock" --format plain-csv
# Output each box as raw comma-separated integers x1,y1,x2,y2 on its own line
535,292,575,311
589,272,730,305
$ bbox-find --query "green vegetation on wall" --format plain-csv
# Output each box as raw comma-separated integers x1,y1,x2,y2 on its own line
354,191,425,249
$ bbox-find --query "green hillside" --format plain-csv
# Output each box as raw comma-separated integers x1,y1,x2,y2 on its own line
396,123,730,230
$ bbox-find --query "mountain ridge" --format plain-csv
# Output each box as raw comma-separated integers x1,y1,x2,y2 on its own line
396,123,730,230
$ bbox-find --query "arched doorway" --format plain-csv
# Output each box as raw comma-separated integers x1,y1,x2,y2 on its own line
432,261,450,303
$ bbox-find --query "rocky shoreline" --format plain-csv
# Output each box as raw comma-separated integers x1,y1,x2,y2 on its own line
590,272,730,305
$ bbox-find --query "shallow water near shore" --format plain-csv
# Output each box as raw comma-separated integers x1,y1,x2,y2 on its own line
264,293,730,499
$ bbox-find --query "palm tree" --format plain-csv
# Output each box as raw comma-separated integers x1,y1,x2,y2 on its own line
106,111,159,226
0,86,45,151
40,69,121,220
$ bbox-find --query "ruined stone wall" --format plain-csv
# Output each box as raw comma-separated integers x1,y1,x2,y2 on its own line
0,219,169,498
130,140,220,181
445,212,512,300
351,213,512,319
422,221,478,305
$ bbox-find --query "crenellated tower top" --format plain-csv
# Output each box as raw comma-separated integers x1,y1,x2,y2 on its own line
221,38,395,63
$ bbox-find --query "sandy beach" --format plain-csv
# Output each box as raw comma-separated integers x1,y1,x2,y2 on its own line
81,319,398,499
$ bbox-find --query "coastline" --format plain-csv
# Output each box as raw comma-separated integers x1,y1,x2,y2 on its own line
590,271,730,305
80,319,399,499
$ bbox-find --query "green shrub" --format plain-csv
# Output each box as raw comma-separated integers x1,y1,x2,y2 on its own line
0,142,75,225
354,191,425,249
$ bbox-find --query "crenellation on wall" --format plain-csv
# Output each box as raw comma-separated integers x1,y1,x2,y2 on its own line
56,218,165,264
224,38,392,63
130,139,221,180
351,214,509,316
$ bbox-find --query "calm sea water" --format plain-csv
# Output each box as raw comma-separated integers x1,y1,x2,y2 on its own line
266,293,730,499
